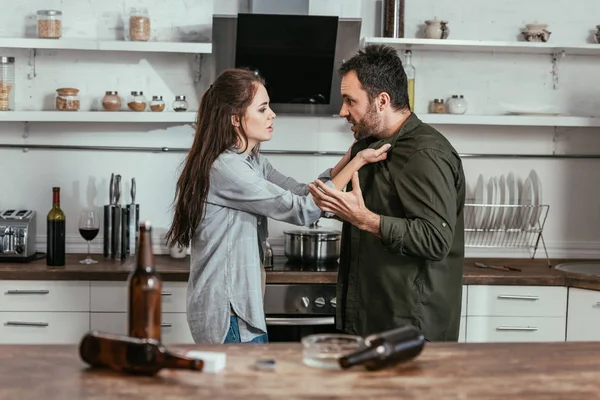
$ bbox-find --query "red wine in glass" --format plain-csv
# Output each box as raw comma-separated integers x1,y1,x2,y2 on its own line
80,210,100,264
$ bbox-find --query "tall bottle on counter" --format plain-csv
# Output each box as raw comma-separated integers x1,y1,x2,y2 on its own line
404,50,415,112
46,187,66,267
128,221,162,341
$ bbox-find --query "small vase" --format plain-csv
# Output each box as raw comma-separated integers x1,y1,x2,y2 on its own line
521,23,551,42
424,19,449,39
595,25,600,44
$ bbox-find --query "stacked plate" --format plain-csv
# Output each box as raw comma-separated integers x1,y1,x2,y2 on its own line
466,170,542,231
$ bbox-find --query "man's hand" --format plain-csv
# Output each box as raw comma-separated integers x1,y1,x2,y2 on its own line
308,172,381,237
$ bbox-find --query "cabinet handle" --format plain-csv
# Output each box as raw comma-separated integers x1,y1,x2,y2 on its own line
161,323,172,328
5,321,49,327
5,290,50,295
496,326,538,332
497,295,539,301
161,292,172,296
595,302,600,307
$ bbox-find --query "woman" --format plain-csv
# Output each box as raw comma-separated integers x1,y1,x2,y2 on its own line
165,68,390,344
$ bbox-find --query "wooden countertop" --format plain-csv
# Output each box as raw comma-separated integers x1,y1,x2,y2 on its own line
1,342,599,399
1,254,600,290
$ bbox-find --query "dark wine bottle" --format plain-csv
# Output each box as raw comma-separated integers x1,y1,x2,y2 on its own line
128,221,162,341
46,187,66,267
79,331,203,376
338,325,425,371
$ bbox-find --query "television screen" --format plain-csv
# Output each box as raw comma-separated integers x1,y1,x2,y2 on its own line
234,13,339,105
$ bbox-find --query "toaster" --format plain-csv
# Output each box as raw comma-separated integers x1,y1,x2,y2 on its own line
0,209,37,262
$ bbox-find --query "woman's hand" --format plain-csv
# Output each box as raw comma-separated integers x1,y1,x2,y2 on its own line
357,144,391,166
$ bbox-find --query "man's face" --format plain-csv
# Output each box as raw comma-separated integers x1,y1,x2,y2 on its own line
339,70,382,140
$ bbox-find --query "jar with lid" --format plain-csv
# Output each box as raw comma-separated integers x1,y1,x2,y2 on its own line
0,57,15,111
430,99,445,114
172,95,188,112
102,91,122,111
129,8,150,42
447,95,468,114
55,88,80,111
128,91,147,112
149,96,165,112
37,10,62,39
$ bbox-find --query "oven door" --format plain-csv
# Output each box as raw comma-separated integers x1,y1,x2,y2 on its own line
266,315,337,342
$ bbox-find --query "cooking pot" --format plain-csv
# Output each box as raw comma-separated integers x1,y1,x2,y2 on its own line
284,228,341,263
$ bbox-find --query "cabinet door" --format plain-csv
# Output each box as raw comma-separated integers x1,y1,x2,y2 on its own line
91,312,194,344
0,312,89,344
567,288,600,341
458,316,466,343
467,285,566,317
0,281,90,312
466,316,565,343
90,312,127,335
91,281,187,313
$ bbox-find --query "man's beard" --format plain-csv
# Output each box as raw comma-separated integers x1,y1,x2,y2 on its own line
350,102,381,140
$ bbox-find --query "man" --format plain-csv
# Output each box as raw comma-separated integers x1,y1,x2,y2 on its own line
308,44,465,341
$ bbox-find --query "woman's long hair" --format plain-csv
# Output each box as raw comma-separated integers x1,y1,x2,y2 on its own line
165,68,265,248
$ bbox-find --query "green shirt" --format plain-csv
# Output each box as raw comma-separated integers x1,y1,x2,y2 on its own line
337,113,466,341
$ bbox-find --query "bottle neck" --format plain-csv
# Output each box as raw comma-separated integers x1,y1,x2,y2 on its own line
52,190,61,207
404,53,412,64
162,350,203,371
136,227,155,271
339,344,384,369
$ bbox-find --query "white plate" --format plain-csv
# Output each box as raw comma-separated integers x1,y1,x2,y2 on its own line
528,170,542,228
519,177,535,230
505,172,518,230
495,175,507,229
474,174,486,229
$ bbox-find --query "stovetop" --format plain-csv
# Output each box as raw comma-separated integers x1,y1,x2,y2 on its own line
267,256,339,272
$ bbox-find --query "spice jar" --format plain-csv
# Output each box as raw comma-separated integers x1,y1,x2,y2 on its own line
129,8,150,42
149,96,165,112
55,88,80,111
447,95,468,114
102,91,122,111
37,10,62,39
127,91,147,112
172,95,188,112
430,99,445,114
0,57,15,111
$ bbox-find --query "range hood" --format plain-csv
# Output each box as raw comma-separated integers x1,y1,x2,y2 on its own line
212,13,361,115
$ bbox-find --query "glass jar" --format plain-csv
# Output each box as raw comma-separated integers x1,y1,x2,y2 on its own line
129,8,150,42
102,91,122,111
0,57,15,111
127,91,147,112
37,10,62,39
447,95,468,114
430,98,445,114
55,88,80,111
149,96,165,112
172,95,188,112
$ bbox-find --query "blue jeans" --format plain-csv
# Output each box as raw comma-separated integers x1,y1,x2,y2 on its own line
224,316,268,343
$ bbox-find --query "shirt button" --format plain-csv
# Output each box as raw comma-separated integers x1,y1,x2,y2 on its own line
258,221,262,225
442,222,447,227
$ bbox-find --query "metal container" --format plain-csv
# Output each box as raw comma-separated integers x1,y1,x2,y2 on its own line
284,229,341,263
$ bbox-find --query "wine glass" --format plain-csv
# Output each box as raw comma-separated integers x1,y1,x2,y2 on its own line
79,210,100,264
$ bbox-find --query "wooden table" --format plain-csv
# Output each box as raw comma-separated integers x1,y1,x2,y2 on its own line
1,342,599,399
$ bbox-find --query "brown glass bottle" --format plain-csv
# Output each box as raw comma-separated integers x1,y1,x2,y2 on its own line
47,187,66,267
79,331,203,376
128,221,162,341
338,325,425,371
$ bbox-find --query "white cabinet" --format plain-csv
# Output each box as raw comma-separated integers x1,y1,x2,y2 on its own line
465,285,567,343
0,281,90,312
0,312,89,344
566,288,600,341
458,316,466,343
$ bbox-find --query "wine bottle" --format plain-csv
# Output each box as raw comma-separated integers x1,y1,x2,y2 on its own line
46,187,66,267
338,325,425,371
79,331,203,376
128,221,162,341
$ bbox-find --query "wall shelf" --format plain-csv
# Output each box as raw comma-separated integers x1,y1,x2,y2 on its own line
420,114,600,127
0,111,196,123
362,37,600,56
0,38,212,54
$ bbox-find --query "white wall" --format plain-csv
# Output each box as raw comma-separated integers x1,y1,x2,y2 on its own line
2,0,600,259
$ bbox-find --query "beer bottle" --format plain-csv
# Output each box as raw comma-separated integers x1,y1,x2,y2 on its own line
128,221,162,341
338,325,425,371
79,331,203,376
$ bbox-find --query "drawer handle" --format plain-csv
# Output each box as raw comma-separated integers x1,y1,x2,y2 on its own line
497,295,539,301
496,326,538,332
595,302,600,307
5,290,50,295
161,323,172,328
161,292,172,296
5,321,49,327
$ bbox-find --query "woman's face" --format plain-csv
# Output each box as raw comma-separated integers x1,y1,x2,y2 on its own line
239,83,276,152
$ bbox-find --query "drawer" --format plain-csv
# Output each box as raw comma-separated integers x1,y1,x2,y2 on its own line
91,281,187,313
467,285,566,317
0,281,90,312
466,316,566,343
0,312,90,344
566,288,600,341
90,312,194,344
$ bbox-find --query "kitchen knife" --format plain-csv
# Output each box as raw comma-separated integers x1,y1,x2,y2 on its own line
125,178,139,256
103,173,115,258
111,174,122,260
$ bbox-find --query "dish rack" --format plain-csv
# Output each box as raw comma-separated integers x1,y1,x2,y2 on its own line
463,203,551,267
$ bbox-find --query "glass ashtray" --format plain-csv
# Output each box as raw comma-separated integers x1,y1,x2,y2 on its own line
301,333,363,370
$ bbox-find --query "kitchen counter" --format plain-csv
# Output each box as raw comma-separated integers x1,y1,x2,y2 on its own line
1,341,599,399
1,254,600,290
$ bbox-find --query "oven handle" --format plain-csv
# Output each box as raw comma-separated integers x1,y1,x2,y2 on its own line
266,317,334,326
